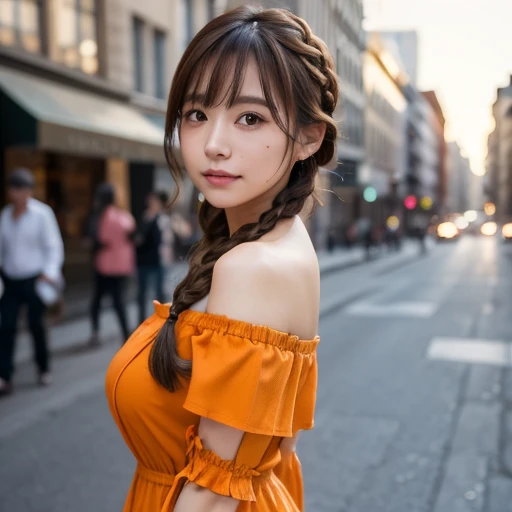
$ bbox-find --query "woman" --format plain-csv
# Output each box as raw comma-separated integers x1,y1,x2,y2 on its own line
89,183,135,346
106,6,338,511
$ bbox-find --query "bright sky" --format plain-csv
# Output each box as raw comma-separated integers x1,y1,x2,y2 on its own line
363,0,512,176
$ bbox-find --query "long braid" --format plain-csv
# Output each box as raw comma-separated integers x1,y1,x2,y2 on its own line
149,6,339,392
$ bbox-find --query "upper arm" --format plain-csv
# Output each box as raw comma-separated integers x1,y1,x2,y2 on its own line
42,207,63,250
198,417,244,461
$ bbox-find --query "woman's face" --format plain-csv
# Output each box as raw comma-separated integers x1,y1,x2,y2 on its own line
179,57,300,212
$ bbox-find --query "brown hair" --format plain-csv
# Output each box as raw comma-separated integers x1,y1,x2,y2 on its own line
149,5,339,391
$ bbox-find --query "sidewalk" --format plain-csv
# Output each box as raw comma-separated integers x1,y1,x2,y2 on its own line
14,239,424,366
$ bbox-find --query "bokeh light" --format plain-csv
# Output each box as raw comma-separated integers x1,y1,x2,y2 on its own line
386,215,400,231
363,187,377,203
502,223,512,239
484,202,496,216
464,210,478,223
454,217,469,230
480,221,497,236
437,222,458,239
420,196,433,210
404,195,417,210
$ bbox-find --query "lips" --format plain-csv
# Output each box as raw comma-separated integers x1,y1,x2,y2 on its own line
202,169,241,187
203,169,239,178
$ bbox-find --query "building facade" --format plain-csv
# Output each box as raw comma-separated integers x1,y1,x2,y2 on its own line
423,90,447,213
0,0,213,288
379,31,418,88
223,0,366,249
486,76,512,222
310,0,366,248
361,32,407,227
446,141,471,214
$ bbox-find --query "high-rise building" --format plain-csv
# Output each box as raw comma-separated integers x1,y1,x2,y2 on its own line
379,31,418,87
486,75,512,222
360,32,407,226
422,91,447,213
446,141,471,214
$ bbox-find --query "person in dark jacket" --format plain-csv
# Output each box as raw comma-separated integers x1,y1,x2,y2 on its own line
135,191,168,324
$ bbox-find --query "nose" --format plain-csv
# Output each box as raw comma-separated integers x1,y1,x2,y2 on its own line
204,120,231,160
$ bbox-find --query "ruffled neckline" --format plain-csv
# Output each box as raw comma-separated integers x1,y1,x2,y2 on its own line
152,301,319,351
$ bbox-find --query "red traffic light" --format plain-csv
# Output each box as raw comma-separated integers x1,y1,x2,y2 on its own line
404,195,417,210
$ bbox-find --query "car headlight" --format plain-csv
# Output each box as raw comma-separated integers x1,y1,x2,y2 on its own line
481,222,498,236
437,222,458,239
502,223,512,238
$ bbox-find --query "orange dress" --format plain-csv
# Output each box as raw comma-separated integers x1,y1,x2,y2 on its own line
105,302,319,511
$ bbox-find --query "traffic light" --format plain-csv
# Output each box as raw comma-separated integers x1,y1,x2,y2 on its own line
363,187,377,203
404,195,417,210
420,196,433,210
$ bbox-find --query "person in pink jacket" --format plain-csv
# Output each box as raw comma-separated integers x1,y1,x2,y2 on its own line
88,183,135,346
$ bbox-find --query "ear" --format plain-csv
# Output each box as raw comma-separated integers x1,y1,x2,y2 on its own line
295,122,327,161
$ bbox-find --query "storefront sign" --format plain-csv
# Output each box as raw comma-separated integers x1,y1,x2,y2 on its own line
39,122,165,162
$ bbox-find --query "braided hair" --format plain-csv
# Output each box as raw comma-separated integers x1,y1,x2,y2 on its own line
149,6,339,392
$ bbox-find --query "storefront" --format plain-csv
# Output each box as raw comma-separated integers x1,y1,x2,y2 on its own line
0,65,166,291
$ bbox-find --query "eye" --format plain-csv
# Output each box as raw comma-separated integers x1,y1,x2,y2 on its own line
185,109,207,122
238,112,263,126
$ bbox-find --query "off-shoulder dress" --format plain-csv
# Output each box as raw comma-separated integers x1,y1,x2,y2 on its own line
105,301,319,511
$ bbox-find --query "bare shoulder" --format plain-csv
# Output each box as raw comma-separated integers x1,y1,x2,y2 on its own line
207,242,280,325
207,235,319,338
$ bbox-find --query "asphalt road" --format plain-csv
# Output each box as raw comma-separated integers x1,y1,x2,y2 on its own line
1,236,512,512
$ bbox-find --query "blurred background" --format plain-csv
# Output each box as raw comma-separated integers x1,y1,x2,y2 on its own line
1,1,512,511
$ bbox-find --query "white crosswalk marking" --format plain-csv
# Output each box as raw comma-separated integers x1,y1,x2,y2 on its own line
427,337,512,367
345,301,438,318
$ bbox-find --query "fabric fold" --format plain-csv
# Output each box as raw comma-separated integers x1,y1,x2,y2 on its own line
176,309,319,437
162,426,269,509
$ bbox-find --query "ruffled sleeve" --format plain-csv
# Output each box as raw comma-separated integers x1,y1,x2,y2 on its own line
178,310,319,437
162,426,274,509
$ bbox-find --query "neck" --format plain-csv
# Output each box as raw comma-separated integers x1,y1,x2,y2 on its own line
224,174,289,235
146,207,160,218
13,201,28,216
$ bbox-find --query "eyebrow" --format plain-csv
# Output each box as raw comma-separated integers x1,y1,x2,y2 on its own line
183,93,269,108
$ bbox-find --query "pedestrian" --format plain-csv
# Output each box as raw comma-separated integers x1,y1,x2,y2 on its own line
169,210,195,262
88,183,135,346
410,211,428,254
106,6,338,511
0,168,64,396
156,191,174,270
135,191,168,324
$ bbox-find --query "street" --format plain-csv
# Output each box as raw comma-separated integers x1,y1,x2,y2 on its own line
1,236,512,512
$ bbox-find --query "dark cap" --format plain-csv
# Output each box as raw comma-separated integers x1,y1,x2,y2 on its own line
7,168,35,189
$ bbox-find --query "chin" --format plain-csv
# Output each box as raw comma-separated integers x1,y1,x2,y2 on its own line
202,192,248,210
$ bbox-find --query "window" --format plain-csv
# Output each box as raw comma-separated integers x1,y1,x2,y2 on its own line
54,0,98,74
133,17,144,92
154,30,166,99
207,0,215,21
336,47,342,77
0,0,41,53
185,0,193,45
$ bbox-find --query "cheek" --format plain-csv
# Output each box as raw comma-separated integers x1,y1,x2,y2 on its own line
180,131,201,167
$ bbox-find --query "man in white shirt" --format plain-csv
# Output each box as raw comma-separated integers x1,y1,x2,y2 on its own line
0,168,64,396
